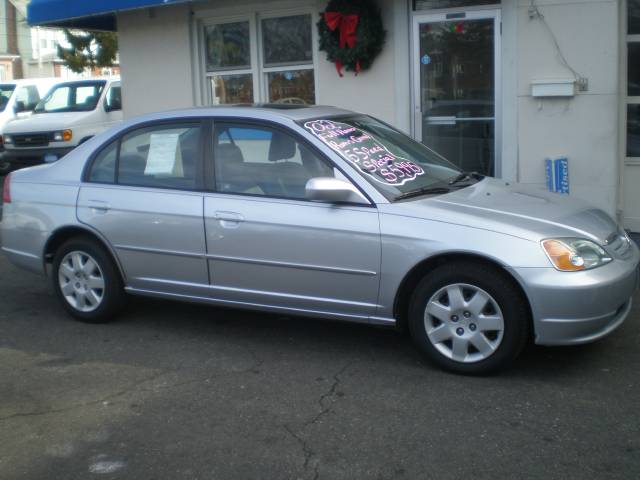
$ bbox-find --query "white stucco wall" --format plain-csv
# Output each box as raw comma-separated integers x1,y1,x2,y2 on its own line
315,0,402,127
513,0,620,216
117,4,195,118
117,0,407,127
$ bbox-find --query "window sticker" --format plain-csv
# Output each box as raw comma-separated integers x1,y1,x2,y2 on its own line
304,119,424,186
144,133,183,176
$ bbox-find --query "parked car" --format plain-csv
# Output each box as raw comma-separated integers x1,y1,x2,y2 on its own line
1,105,638,374
0,77,61,173
0,77,122,171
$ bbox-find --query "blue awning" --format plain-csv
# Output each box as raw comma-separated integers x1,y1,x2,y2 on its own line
27,0,193,31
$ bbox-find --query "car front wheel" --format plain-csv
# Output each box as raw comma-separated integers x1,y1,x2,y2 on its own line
52,237,125,323
408,261,530,375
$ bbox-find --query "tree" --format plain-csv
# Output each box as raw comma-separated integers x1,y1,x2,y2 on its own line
56,29,118,74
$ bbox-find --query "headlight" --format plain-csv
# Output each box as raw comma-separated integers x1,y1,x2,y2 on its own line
3,135,12,144
541,238,612,271
52,129,72,142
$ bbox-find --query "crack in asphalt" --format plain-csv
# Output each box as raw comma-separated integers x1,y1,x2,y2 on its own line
0,342,264,423
309,362,352,426
0,370,169,422
283,361,353,480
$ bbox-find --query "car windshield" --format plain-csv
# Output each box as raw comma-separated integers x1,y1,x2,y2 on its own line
302,115,472,201
34,81,105,113
0,84,16,112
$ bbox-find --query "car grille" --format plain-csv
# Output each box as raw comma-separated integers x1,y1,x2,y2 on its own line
605,232,633,259
12,133,50,147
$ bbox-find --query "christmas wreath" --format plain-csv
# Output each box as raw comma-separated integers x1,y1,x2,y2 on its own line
317,0,386,76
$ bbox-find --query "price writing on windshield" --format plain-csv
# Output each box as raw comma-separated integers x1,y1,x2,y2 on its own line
304,119,424,186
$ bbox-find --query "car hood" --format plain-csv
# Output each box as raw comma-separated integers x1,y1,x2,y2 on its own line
2,111,94,133
384,178,619,244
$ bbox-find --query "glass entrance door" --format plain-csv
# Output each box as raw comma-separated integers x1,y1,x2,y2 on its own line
412,10,500,176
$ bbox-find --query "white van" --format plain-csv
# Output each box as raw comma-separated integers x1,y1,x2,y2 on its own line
0,78,61,170
1,77,122,171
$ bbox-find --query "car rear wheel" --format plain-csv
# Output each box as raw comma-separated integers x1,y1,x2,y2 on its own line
52,237,125,323
408,261,529,375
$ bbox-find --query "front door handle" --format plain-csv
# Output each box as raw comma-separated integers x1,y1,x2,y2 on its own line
214,211,244,228
87,199,110,213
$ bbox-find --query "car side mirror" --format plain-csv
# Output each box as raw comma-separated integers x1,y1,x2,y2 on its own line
305,177,369,205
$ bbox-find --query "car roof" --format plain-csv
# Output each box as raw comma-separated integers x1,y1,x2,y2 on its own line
125,104,358,126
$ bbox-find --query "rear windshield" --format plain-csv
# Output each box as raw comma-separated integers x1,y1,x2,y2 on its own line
302,115,461,200
34,81,105,113
0,84,16,112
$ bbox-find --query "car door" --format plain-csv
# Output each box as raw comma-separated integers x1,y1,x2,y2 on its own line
77,120,209,297
203,120,381,320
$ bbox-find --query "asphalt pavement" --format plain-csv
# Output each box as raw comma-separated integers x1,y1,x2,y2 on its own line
1,173,640,479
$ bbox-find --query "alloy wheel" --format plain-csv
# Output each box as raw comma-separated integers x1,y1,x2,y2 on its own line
58,250,105,313
424,283,505,363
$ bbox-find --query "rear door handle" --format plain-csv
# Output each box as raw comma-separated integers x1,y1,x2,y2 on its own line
87,200,110,213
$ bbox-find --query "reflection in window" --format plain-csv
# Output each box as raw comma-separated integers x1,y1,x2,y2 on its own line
205,22,251,71
210,74,253,104
267,70,315,105
262,15,312,67
628,105,640,158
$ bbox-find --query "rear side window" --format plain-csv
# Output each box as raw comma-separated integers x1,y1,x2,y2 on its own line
118,124,200,189
88,142,117,183
87,123,201,190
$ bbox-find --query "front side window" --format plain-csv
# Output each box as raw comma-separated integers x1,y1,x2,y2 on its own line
15,85,40,111
303,115,461,200
204,12,315,105
104,85,122,111
88,123,201,190
213,122,335,199
35,82,105,113
0,84,16,112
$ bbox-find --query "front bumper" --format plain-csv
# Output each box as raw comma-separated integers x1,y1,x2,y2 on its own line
1,146,75,167
513,244,640,346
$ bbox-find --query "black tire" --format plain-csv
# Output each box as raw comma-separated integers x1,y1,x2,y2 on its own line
0,160,12,175
408,261,530,375
51,236,125,323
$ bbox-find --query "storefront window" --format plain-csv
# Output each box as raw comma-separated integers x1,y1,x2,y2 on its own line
210,74,254,104
628,105,640,157
629,0,640,35
414,0,497,10
203,13,315,105
627,1,640,157
629,43,640,96
267,70,315,105
262,15,312,67
205,21,251,70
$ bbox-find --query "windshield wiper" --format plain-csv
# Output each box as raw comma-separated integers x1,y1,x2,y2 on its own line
448,171,484,186
394,186,451,201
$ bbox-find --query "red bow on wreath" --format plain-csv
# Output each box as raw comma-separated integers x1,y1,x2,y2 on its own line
324,12,360,76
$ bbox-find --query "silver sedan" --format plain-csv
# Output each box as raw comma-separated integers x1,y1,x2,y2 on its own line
1,106,638,374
